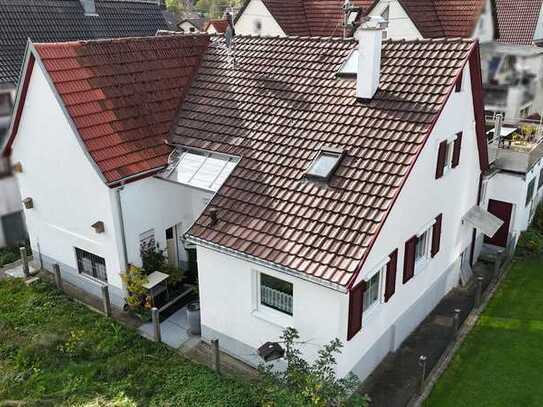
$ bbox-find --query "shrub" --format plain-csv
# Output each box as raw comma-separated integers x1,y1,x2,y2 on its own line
160,263,185,288
516,227,543,258
140,239,166,274
258,327,369,407
533,203,543,233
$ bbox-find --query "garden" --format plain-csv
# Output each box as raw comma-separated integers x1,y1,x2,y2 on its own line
425,206,543,406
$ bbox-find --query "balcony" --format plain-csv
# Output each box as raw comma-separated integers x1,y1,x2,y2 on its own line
489,135,543,173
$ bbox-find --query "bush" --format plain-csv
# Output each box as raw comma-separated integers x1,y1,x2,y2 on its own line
140,238,166,274
516,227,543,258
533,203,543,233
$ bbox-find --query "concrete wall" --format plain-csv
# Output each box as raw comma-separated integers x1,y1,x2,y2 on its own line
10,62,125,296
235,0,285,36
196,63,484,380
368,0,421,41
120,176,213,268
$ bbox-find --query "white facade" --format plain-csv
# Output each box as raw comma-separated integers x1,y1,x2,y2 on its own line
368,0,421,41
234,0,285,37
178,20,200,33
10,59,212,306
0,175,23,247
196,63,485,380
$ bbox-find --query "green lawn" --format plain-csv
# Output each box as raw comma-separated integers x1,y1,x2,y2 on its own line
426,257,543,407
0,278,259,406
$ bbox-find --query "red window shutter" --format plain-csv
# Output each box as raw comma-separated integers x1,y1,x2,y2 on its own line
452,132,463,168
384,249,398,302
435,140,447,179
347,280,367,341
455,72,463,92
431,214,443,258
403,236,417,284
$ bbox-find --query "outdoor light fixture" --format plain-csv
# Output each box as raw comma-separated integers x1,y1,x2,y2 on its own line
22,197,33,209
12,162,23,173
257,341,285,362
91,221,105,234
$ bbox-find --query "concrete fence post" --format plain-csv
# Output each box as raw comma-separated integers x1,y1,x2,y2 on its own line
211,338,221,375
418,355,427,394
101,285,111,317
53,264,63,290
152,307,161,342
452,308,461,336
20,246,29,278
475,276,484,308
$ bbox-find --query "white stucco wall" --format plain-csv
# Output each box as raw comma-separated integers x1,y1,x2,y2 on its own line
472,0,495,44
234,0,285,36
533,3,543,43
368,0,422,41
10,62,124,290
344,64,481,379
0,175,22,247
178,21,199,33
120,176,213,268
196,63,484,380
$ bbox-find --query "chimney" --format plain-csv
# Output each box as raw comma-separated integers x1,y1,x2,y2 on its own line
357,16,385,100
80,0,97,16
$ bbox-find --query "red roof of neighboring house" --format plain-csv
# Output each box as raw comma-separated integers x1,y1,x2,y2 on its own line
6,35,209,185
172,35,487,288
388,0,490,38
204,19,229,33
239,0,374,36
496,0,543,45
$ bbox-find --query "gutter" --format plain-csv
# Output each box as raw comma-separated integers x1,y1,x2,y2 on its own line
186,235,348,293
114,182,129,273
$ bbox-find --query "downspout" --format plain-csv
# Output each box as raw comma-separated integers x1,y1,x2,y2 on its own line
115,181,129,273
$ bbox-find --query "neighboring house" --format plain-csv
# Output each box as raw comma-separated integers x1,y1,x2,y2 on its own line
366,0,498,43
177,12,205,33
234,0,374,36
5,25,497,381
204,19,229,34
0,0,171,248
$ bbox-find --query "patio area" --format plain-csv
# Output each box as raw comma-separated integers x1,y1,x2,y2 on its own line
138,305,194,349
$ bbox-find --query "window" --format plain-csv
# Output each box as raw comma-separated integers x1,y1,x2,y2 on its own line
189,27,196,32
415,230,429,262
526,178,536,206
443,140,454,172
539,168,543,190
75,248,107,282
0,92,12,116
254,20,262,34
363,271,381,311
139,229,155,247
260,273,293,315
306,147,343,180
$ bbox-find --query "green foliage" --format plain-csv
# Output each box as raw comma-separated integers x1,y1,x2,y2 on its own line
165,0,180,13
258,327,369,407
516,227,543,258
0,248,19,267
140,239,166,274
121,265,149,309
160,263,185,288
194,0,241,18
533,203,543,233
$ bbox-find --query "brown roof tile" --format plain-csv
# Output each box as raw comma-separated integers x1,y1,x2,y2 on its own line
172,35,479,288
496,0,543,45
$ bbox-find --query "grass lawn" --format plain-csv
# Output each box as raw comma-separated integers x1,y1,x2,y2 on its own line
426,257,543,407
0,278,259,406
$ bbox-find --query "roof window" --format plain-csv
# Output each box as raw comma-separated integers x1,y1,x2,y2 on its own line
163,149,238,192
306,147,343,181
337,49,358,77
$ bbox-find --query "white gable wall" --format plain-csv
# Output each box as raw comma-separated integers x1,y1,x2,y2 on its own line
368,0,422,40
341,63,481,379
472,0,495,43
0,176,22,247
235,0,285,36
10,61,125,301
533,3,543,42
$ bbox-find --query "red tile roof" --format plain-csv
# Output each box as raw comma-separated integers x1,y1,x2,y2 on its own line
496,0,543,45
171,35,485,288
239,0,375,36
32,35,209,184
204,19,229,33
390,0,489,38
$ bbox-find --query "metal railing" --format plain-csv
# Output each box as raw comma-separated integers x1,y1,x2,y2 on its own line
261,285,293,315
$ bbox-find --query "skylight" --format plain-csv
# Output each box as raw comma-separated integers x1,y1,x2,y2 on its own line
165,149,238,192
337,49,358,77
306,147,343,180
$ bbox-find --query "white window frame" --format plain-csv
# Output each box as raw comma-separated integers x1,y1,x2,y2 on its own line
414,219,436,274
361,257,389,321
442,134,459,175
252,270,294,328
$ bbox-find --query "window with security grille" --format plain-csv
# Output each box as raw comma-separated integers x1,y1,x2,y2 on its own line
75,248,107,282
260,273,293,315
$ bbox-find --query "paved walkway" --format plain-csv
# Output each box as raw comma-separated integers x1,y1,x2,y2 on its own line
359,260,495,407
139,306,192,348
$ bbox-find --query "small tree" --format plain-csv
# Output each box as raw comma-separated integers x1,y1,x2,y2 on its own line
259,327,370,407
140,238,166,274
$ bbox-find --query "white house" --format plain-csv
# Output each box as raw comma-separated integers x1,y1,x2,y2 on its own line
5,27,499,382
2,35,215,306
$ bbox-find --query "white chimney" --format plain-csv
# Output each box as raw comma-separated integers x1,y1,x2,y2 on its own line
80,0,97,16
357,17,385,100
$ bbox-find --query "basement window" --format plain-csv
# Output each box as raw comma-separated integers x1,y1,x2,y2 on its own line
306,147,343,181
75,248,107,282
